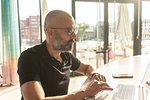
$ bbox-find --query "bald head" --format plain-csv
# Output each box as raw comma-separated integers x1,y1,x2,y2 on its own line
44,10,75,32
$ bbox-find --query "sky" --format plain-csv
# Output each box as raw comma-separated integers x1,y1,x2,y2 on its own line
19,0,71,20
19,0,150,25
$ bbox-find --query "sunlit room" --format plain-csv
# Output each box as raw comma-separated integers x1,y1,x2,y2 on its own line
1,0,150,100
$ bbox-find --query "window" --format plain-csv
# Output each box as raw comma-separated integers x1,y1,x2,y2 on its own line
142,1,150,55
75,1,104,68
73,0,139,68
18,0,72,52
108,3,134,61
18,0,41,52
47,0,71,13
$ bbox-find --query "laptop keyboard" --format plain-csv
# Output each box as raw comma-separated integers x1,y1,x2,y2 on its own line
112,84,136,100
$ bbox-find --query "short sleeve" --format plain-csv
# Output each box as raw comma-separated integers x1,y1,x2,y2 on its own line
70,53,80,71
17,50,41,86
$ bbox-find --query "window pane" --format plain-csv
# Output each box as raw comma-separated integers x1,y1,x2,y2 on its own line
47,0,71,14
142,1,150,55
18,0,41,52
108,3,134,62
75,2,104,68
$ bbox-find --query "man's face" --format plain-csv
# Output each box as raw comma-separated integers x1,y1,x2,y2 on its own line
48,13,76,52
52,31,75,52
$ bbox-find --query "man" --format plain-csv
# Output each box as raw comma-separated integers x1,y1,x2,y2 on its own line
17,10,113,100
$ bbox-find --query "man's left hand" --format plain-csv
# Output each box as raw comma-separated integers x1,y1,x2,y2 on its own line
91,73,106,82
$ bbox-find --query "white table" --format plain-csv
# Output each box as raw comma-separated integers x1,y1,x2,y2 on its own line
69,54,150,100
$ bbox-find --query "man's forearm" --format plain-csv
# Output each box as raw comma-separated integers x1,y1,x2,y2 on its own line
43,89,87,100
76,63,96,78
84,65,95,78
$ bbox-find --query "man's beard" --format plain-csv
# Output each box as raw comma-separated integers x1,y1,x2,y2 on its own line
53,39,75,52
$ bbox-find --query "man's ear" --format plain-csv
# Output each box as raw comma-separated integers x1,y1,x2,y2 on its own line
46,28,53,38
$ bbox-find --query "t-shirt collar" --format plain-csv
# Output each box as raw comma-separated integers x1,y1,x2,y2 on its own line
40,40,68,64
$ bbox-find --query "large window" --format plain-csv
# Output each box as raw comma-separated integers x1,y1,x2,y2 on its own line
75,2,104,68
18,0,72,52
18,0,41,52
47,0,71,13
17,0,150,67
108,3,134,61
73,0,139,68
142,1,150,55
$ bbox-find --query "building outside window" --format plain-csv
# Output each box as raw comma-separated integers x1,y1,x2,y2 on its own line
18,0,41,52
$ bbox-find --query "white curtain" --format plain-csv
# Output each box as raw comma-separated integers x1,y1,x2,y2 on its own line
116,4,132,49
41,0,49,41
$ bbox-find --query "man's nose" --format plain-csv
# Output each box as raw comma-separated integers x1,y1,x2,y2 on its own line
70,32,77,39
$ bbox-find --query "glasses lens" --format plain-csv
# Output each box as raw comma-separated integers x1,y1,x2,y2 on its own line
66,28,78,35
74,29,78,34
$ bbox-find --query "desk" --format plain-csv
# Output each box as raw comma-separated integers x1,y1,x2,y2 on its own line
96,54,150,100
97,54,150,84
68,54,150,100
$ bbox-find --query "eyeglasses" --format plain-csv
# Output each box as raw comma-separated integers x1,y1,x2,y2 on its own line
51,28,78,35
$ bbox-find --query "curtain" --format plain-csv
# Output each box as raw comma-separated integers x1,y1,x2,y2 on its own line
116,4,132,49
0,0,2,84
42,0,48,41
1,0,20,84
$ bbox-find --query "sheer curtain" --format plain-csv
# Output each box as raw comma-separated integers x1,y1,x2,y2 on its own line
1,0,20,85
0,0,2,84
41,0,48,41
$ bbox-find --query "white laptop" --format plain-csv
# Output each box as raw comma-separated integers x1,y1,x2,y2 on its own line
81,62,150,100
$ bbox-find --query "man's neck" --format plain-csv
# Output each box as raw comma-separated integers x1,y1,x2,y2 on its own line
46,42,61,60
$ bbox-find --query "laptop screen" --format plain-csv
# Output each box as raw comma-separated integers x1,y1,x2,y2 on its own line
141,62,150,91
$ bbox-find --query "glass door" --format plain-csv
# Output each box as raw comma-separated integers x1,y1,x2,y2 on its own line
72,0,140,70
73,1,104,69
18,0,41,52
108,3,134,62
141,1,150,55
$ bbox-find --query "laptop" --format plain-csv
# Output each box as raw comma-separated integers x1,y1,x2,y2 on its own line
81,62,150,100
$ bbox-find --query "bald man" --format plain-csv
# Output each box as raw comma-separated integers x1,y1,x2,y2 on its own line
17,10,113,100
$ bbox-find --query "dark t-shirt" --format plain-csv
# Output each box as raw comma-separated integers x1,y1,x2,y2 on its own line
17,41,80,100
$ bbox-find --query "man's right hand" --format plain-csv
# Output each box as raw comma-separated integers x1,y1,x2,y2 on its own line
83,80,113,97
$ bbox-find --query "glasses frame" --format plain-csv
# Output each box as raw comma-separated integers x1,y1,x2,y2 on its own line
50,28,78,35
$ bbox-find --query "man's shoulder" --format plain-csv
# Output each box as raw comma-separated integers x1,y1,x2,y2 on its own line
20,44,42,59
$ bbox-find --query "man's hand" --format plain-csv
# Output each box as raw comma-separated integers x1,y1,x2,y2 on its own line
83,80,113,97
91,73,106,82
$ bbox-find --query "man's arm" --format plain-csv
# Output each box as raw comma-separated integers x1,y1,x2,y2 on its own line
75,62,95,77
21,80,112,100
21,81,86,100
75,62,106,82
